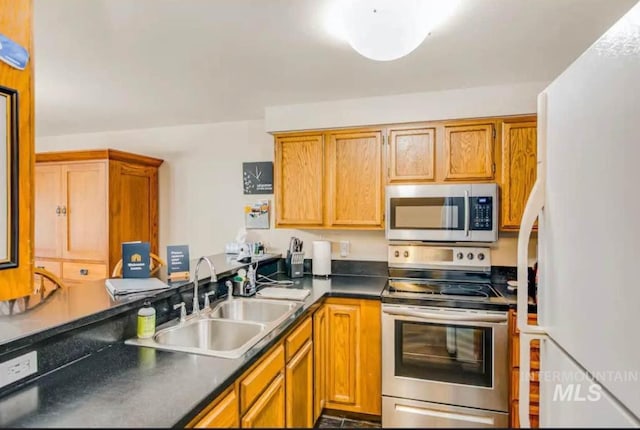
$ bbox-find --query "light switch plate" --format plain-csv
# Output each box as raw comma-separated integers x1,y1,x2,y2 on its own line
339,240,350,257
0,351,37,389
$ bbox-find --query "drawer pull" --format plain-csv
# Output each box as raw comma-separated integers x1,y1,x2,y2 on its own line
36,265,45,269
79,269,89,276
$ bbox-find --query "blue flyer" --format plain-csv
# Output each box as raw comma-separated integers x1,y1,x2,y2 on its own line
167,245,190,279
0,33,29,70
122,241,151,278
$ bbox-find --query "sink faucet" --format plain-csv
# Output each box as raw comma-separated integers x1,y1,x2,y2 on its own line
193,256,217,316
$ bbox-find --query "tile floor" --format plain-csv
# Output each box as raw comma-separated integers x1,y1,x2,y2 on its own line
315,414,381,428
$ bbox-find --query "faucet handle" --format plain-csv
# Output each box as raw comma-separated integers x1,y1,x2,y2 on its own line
225,280,233,300
203,291,216,310
173,302,187,322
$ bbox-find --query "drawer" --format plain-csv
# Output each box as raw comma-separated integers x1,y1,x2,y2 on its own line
240,344,285,413
512,369,540,404
63,262,108,281
285,316,312,362
34,260,62,277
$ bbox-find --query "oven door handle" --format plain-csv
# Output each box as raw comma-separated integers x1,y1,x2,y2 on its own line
383,308,507,323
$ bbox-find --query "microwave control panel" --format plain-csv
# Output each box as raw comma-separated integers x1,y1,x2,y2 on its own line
471,197,493,230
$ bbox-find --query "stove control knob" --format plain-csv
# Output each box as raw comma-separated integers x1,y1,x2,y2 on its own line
467,252,474,260
404,251,410,258
394,251,400,258
456,252,464,260
478,252,485,261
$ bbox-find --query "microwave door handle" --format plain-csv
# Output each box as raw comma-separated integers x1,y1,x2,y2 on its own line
464,190,470,237
383,308,507,323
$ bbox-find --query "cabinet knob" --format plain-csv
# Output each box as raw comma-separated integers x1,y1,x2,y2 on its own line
55,206,61,215
79,269,89,276
61,206,67,215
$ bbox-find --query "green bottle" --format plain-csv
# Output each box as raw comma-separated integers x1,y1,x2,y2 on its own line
137,301,156,339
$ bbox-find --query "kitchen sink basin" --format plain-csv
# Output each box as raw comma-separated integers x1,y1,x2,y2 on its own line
125,297,304,359
208,298,299,323
155,318,265,352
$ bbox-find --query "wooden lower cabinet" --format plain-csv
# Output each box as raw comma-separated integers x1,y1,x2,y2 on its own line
286,341,314,428
509,310,540,428
313,304,328,422
322,298,382,416
193,387,239,428
242,373,286,428
190,299,382,429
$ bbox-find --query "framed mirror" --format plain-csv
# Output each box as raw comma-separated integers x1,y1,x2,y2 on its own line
0,85,18,269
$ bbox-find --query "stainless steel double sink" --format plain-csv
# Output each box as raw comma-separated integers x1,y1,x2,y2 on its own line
125,298,303,359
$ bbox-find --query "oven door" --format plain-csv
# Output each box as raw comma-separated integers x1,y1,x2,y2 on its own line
382,304,509,412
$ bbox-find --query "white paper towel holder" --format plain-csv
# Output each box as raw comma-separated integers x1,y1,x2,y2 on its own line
312,240,332,277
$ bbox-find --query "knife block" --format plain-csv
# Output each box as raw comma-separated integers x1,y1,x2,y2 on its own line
286,252,304,278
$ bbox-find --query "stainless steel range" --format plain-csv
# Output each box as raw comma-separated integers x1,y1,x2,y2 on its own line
382,244,509,428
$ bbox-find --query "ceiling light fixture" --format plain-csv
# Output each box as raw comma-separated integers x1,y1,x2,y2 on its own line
337,0,459,61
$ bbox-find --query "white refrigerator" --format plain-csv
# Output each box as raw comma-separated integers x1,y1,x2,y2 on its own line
517,1,640,427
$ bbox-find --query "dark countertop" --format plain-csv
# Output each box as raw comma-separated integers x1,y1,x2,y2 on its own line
0,253,281,353
0,274,386,428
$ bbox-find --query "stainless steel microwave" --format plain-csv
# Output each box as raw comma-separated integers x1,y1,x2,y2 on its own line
385,183,498,242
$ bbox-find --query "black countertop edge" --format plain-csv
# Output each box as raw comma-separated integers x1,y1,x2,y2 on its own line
0,254,282,356
173,288,383,427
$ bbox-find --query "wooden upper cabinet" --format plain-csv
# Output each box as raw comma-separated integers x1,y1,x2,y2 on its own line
444,123,495,181
326,130,384,228
62,162,108,261
34,165,62,258
275,134,324,227
388,127,436,183
501,120,537,230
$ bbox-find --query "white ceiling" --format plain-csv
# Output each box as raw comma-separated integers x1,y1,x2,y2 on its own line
34,0,636,137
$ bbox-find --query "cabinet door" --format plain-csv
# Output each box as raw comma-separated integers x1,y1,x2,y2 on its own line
109,161,159,272
61,162,108,261
388,127,436,182
324,299,381,416
195,388,239,428
285,341,313,428
326,130,384,227
326,303,359,406
444,123,495,180
275,134,324,227
35,165,63,258
313,305,328,422
241,373,285,428
501,121,537,230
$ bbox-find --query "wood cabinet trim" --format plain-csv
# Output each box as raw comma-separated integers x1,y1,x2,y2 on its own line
36,149,164,167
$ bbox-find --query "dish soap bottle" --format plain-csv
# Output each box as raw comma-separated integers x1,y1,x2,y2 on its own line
137,301,156,339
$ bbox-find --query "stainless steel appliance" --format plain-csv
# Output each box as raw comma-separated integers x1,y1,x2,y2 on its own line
382,244,509,428
385,183,498,242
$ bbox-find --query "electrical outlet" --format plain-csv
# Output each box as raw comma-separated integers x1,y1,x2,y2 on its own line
339,240,350,257
0,351,37,389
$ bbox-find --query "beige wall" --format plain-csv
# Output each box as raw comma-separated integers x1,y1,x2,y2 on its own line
37,118,537,267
